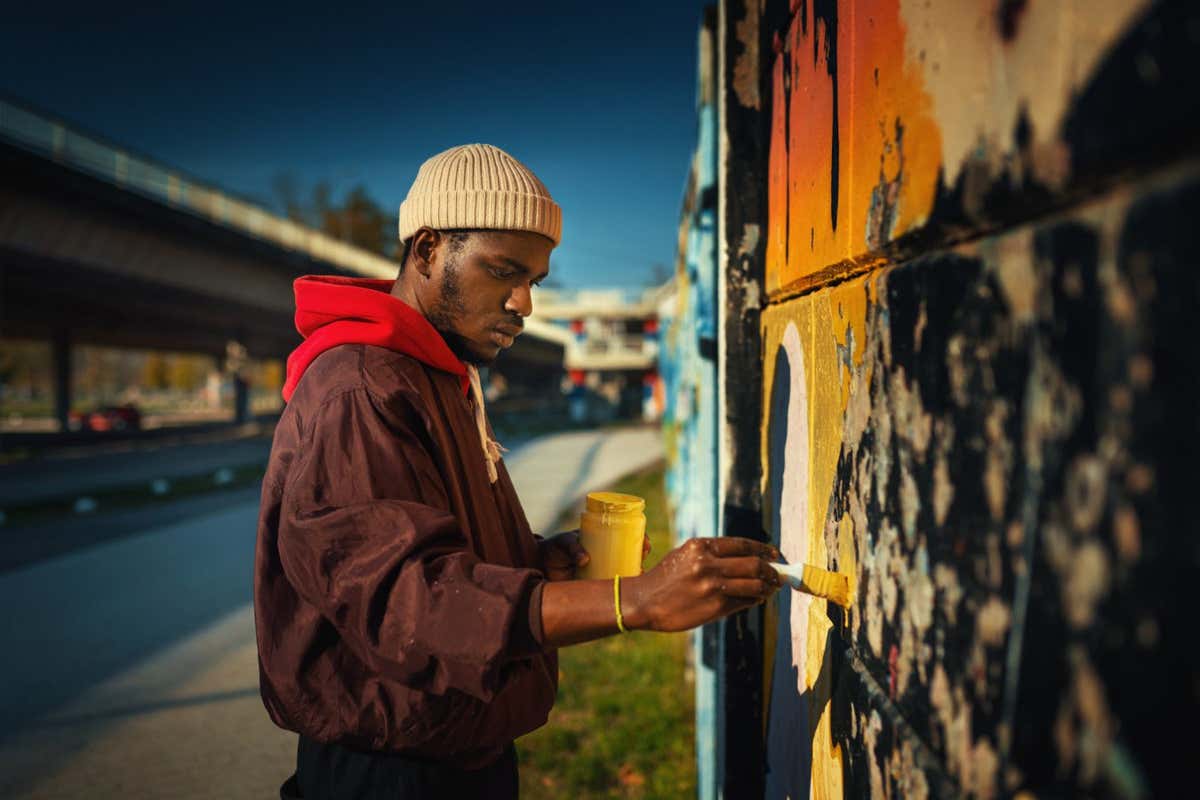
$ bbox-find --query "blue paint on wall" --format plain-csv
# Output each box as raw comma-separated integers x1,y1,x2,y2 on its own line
660,17,720,799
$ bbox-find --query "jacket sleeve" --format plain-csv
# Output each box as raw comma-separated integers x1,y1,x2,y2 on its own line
276,385,547,703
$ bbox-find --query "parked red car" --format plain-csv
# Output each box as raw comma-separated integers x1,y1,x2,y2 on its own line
68,404,143,432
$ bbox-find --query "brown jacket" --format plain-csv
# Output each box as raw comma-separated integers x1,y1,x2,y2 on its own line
254,343,556,767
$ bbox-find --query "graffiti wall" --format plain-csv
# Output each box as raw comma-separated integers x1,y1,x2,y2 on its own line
664,0,1199,797
660,11,723,798
762,172,1199,798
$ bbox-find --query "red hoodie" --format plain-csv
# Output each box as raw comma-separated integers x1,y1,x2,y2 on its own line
283,275,470,402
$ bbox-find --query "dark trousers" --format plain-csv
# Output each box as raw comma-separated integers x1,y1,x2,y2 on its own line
279,736,519,800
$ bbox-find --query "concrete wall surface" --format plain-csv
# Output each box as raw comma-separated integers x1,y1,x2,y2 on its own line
662,1,1200,797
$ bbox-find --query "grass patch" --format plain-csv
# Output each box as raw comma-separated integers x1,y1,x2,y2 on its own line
518,463,695,799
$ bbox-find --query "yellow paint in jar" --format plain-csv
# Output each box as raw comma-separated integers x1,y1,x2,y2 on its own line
578,492,646,580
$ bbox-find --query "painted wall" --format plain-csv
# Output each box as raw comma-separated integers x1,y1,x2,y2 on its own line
761,174,1199,798
660,11,722,798
664,1,1199,797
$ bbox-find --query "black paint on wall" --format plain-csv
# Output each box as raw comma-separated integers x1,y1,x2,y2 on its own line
716,1,791,797
808,172,1200,797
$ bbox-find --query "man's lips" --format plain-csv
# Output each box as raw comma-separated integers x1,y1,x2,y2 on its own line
490,323,523,347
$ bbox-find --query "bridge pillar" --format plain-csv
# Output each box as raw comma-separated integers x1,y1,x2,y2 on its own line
234,374,250,425
52,329,71,433
222,339,251,425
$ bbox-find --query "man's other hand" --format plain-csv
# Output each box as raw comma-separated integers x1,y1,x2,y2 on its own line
540,530,590,581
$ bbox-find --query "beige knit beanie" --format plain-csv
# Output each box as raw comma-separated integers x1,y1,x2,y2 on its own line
398,143,562,246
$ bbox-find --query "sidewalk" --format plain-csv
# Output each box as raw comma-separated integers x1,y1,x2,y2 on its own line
505,425,665,533
0,425,663,799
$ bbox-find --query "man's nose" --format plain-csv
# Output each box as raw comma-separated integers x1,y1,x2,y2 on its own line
505,284,533,317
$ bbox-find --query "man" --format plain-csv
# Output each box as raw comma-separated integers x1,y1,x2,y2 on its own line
255,144,782,799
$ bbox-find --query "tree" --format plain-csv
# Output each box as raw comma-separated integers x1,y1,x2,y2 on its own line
272,176,393,258
322,185,390,257
272,172,307,224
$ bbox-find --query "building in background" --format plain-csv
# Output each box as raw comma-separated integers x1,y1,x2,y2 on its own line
530,285,668,425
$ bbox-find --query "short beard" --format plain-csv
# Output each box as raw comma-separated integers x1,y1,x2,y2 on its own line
426,254,493,366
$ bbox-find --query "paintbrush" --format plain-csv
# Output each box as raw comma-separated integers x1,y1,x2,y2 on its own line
769,562,854,608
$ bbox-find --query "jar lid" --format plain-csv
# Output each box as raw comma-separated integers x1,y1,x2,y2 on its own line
585,491,645,514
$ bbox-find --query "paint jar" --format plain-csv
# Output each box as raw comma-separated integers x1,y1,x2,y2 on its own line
578,492,646,580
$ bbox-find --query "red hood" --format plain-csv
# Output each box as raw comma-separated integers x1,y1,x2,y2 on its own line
282,275,468,402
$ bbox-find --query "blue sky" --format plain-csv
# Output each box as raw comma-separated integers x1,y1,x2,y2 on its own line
1,1,710,287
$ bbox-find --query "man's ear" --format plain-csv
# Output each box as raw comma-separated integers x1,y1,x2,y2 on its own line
409,228,440,278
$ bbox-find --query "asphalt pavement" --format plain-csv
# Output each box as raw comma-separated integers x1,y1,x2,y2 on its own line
0,436,272,508
0,425,663,799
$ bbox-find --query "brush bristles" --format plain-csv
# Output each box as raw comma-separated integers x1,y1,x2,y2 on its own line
800,564,853,608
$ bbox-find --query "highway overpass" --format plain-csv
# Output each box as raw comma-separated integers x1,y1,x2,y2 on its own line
0,98,565,442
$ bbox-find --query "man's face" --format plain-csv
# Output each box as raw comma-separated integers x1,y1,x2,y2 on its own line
425,230,553,366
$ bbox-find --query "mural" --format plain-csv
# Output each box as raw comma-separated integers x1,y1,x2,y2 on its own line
759,164,1200,798
660,11,722,799
661,0,1199,797
763,0,1188,296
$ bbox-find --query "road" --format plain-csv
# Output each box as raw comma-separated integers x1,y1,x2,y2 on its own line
0,426,663,799
0,435,273,509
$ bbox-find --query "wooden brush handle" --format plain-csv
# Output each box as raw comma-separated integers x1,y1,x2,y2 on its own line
770,562,853,607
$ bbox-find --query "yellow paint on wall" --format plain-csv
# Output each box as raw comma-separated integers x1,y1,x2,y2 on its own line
832,277,872,403
808,294,843,570
806,535,830,691
808,605,845,800
762,275,875,558
762,273,878,800
806,509,844,800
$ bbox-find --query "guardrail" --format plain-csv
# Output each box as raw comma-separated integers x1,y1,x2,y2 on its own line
0,98,397,279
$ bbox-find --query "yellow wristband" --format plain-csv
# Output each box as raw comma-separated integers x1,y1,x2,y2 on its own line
614,575,628,633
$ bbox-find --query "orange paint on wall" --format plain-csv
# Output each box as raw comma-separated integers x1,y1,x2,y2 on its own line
786,10,843,275
766,0,944,296
766,54,789,282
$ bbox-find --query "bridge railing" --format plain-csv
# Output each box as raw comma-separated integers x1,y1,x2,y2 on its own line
0,97,397,279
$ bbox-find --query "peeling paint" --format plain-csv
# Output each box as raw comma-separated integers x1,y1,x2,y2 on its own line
932,454,953,527
983,400,1013,520
1065,454,1108,533
969,737,1000,800
1063,541,1111,629
721,4,1199,797
899,0,1150,196
977,596,1012,647
731,1,762,111
1023,346,1083,471
1112,504,1141,564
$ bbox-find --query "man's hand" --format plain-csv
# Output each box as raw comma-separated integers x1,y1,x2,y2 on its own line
621,537,783,632
540,530,590,581
540,536,781,648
